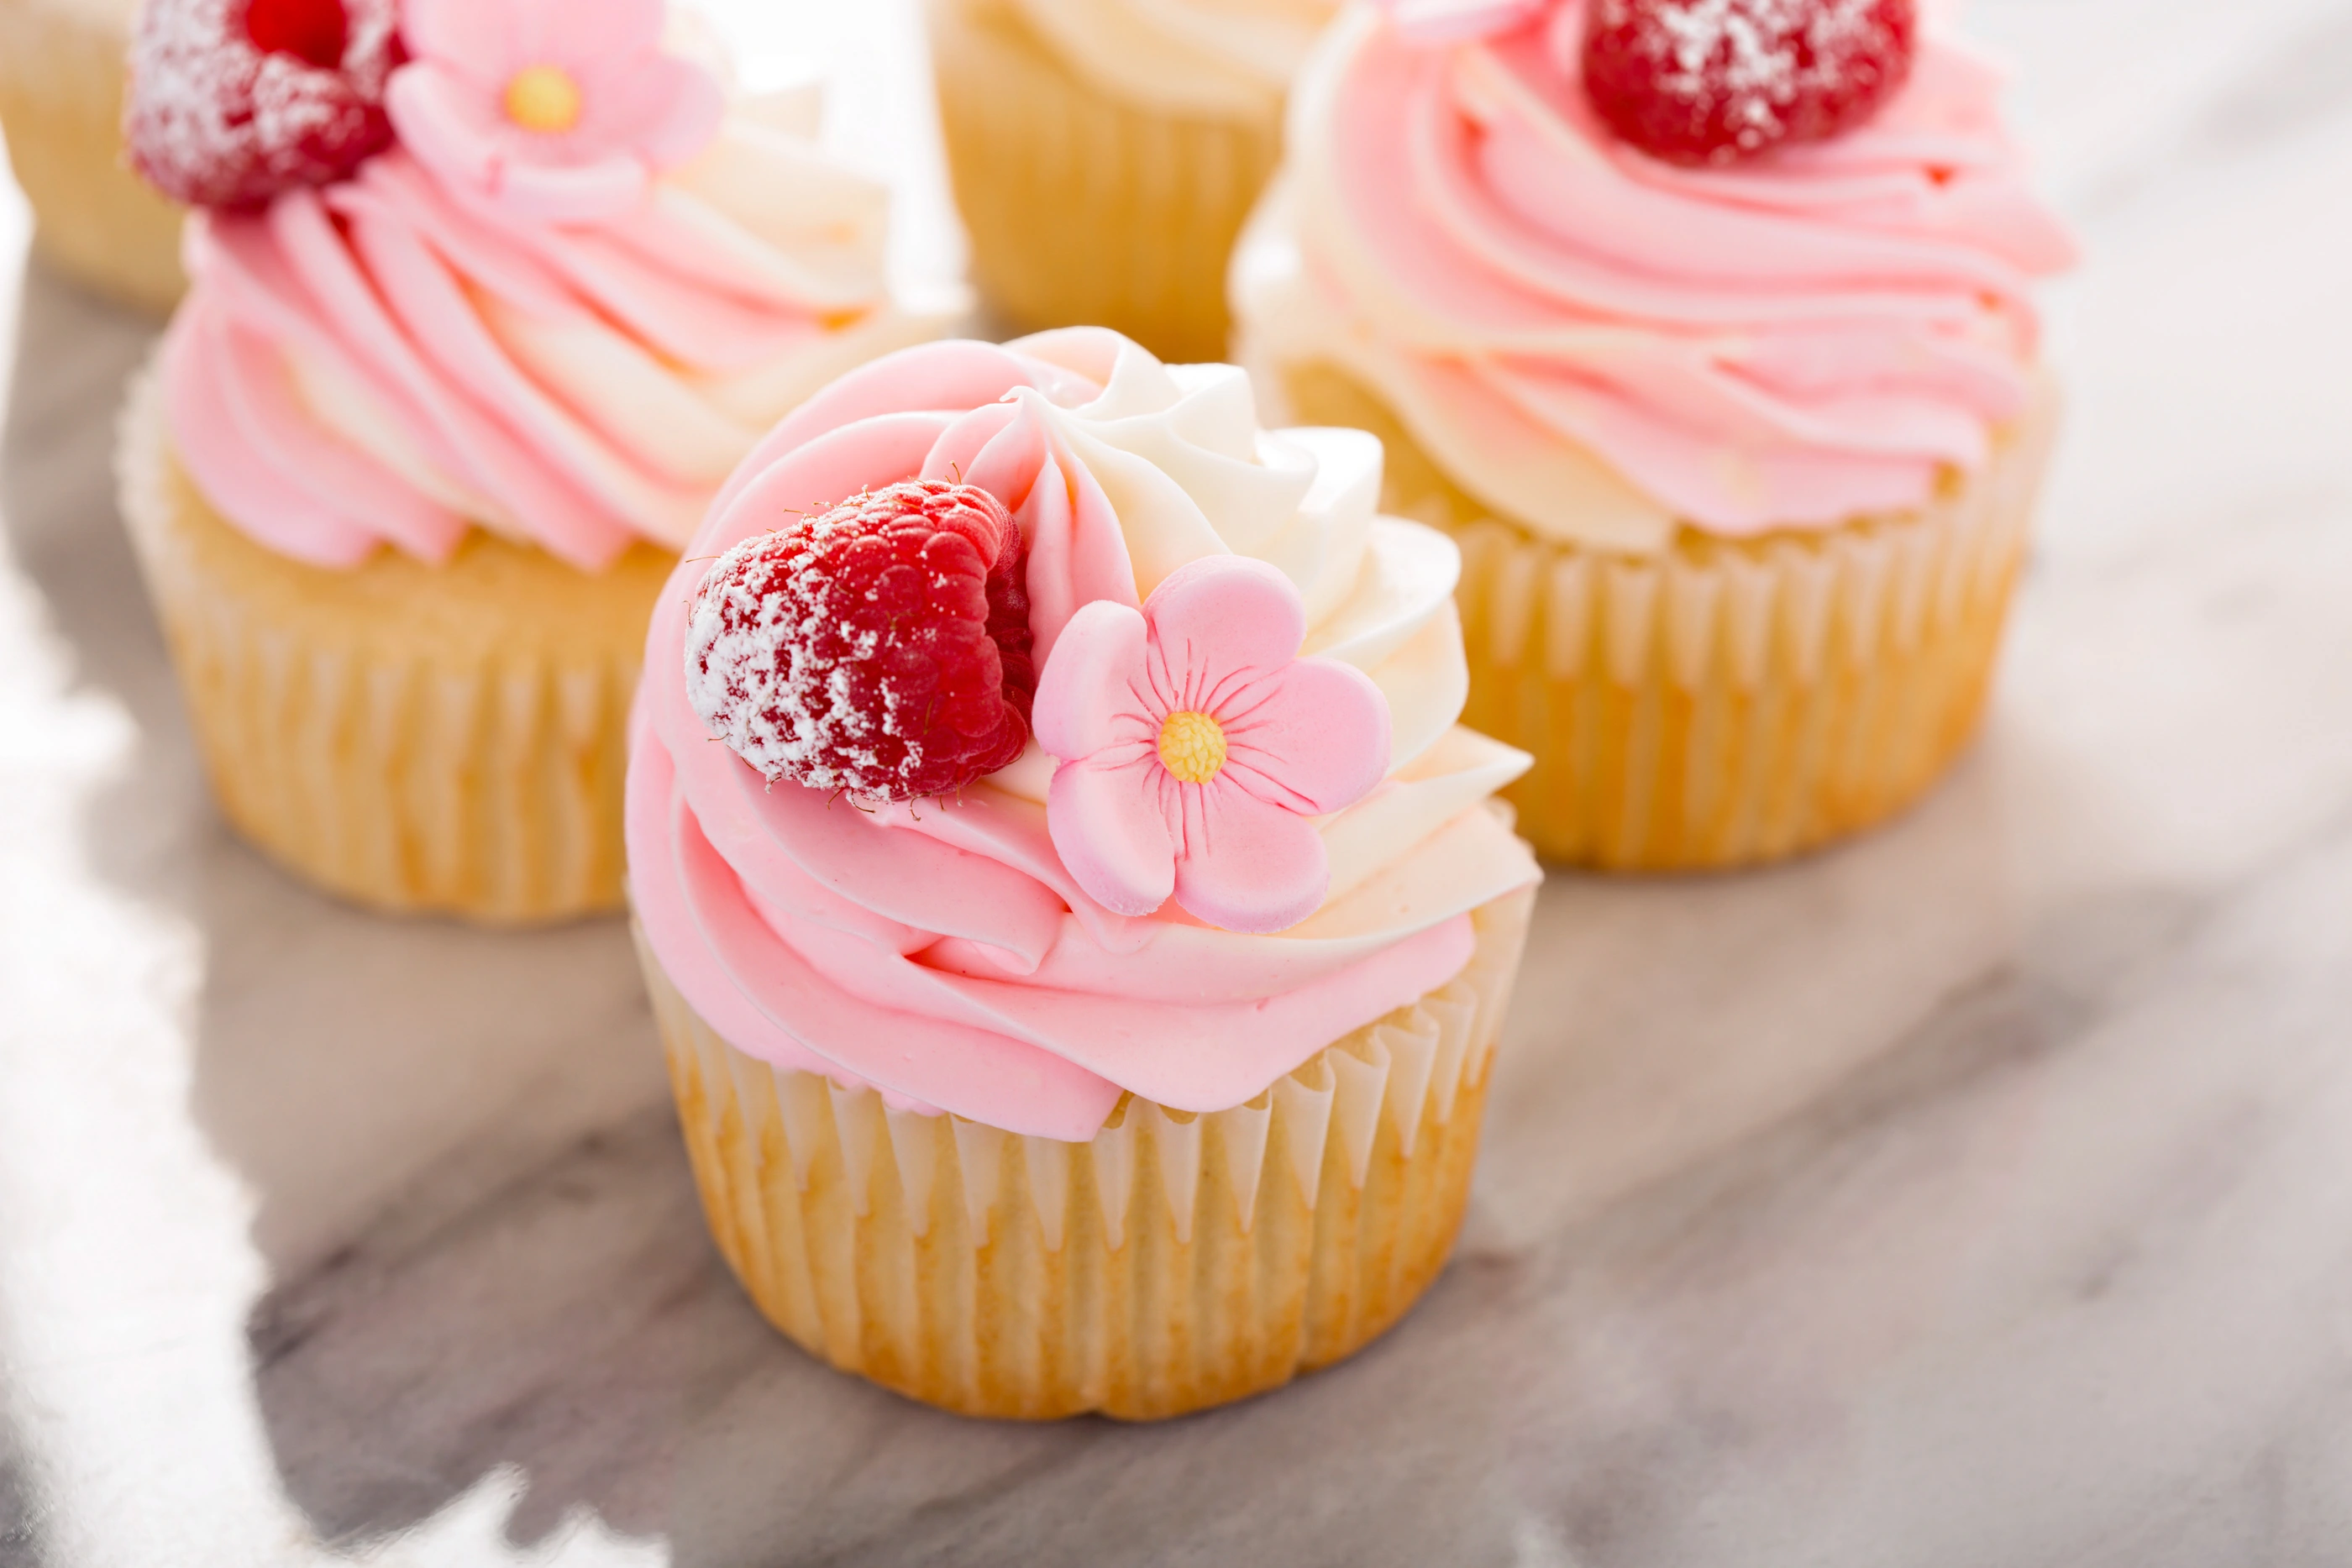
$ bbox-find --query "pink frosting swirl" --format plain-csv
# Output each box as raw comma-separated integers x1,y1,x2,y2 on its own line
1232,0,2076,547
630,331,1541,1141
162,49,954,571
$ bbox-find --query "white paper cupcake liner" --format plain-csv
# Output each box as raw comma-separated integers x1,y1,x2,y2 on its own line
638,884,1536,1420
1277,362,2062,868
116,361,668,923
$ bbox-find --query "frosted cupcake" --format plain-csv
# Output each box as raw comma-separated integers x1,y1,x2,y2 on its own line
0,0,184,310
1234,0,2075,869
115,0,960,922
928,0,1337,362
630,328,1541,1419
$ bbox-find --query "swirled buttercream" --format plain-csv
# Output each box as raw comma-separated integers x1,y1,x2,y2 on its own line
629,329,1540,1140
1232,1,2075,550
162,56,961,571
1004,0,1340,118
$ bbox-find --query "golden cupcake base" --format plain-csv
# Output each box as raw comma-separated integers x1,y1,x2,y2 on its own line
1278,364,2060,871
0,0,186,314
927,0,1279,364
640,885,1536,1421
116,367,669,924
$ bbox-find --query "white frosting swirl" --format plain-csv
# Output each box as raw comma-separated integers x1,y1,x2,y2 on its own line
969,333,1498,830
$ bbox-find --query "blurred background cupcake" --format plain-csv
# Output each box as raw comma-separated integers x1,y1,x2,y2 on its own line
115,0,962,923
928,0,1336,361
631,328,1540,1419
0,0,185,312
1234,0,2075,870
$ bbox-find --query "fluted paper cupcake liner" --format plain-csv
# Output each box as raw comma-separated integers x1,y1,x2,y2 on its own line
1277,364,2061,870
638,884,1536,1421
0,0,186,313
116,364,669,924
927,0,1279,364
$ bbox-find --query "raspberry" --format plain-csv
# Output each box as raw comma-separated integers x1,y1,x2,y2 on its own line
126,0,401,210
685,482,1037,804
1581,0,1916,167
244,0,346,69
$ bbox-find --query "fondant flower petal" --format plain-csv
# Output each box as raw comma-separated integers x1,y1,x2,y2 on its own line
399,0,512,89
393,60,652,223
386,65,512,191
1172,784,1329,935
587,51,726,170
394,0,722,222
1034,598,1152,761
1142,554,1303,711
1035,542,1392,936
1221,655,1392,815
512,0,664,69
1047,754,1175,918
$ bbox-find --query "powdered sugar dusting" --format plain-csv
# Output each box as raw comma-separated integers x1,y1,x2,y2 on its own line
1581,0,1916,165
686,545,906,791
127,0,401,208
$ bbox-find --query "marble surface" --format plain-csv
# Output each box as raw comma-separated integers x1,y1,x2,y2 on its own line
5,2,2352,1563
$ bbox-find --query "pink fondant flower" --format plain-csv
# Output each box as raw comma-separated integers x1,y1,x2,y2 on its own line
1033,557,1391,936
385,0,722,223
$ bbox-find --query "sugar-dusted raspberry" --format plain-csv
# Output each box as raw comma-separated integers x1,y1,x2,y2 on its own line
686,481,1037,804
244,0,347,69
1581,0,1916,166
126,0,402,210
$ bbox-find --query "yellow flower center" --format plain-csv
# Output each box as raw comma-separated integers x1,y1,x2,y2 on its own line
503,64,583,134
1156,710,1227,784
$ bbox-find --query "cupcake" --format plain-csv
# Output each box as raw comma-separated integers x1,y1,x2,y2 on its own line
629,328,1541,1419
928,0,1337,362
0,0,184,311
114,0,961,923
1233,0,2076,869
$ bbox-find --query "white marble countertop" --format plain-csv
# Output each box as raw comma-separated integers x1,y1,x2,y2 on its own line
4,2,2352,1564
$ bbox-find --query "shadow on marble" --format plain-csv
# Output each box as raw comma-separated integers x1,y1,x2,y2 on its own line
1,260,715,1554
0,1429,41,1568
